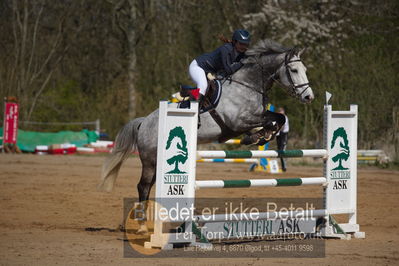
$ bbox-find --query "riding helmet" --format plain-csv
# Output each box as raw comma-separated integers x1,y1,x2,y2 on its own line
232,29,251,44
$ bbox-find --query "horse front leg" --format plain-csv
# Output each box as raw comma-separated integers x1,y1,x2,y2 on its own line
262,111,286,141
241,111,286,145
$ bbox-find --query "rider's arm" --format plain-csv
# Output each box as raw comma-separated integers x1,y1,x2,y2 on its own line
220,45,243,76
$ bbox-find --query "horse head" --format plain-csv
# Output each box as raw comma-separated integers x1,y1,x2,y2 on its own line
276,47,314,103
243,40,314,104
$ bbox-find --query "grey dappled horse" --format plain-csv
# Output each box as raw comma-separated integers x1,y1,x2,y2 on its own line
99,39,314,206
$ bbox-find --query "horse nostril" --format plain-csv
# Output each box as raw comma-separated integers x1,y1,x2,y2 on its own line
304,95,313,102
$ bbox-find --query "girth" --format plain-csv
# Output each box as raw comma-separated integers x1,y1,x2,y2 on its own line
200,80,241,143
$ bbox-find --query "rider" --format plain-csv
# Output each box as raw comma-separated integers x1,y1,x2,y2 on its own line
188,29,251,102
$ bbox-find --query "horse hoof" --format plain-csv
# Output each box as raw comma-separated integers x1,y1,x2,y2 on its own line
136,225,149,235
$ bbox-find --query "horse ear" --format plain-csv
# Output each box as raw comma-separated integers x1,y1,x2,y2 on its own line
288,47,298,58
298,48,306,57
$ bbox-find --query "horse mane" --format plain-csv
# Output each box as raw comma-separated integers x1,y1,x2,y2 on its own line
246,39,290,57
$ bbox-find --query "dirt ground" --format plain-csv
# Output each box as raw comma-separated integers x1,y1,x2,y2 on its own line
0,154,398,265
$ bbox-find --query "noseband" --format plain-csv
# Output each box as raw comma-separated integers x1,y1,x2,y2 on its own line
283,53,310,99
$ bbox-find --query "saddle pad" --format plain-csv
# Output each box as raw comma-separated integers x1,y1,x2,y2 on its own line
200,80,222,113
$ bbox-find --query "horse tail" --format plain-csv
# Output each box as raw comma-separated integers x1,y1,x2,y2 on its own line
98,117,144,192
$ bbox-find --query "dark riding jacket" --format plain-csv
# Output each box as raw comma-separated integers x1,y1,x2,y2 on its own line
195,43,245,78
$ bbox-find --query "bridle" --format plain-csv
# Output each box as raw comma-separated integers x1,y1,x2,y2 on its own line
283,52,311,99
227,49,311,104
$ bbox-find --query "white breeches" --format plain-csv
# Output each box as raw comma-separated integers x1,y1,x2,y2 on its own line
189,60,208,95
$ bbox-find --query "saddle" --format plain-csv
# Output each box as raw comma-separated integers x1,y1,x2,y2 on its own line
177,73,222,113
176,74,239,141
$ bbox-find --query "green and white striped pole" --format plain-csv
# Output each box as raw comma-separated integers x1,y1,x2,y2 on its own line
196,177,327,189
197,158,259,163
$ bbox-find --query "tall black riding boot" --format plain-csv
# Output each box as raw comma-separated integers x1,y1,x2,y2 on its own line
197,94,205,128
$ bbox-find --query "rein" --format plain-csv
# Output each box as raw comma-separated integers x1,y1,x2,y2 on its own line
227,50,310,104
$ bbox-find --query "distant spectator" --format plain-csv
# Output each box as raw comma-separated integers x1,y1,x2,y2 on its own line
276,107,289,172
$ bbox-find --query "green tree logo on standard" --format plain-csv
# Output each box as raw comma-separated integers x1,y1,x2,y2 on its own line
330,127,350,170
165,126,188,174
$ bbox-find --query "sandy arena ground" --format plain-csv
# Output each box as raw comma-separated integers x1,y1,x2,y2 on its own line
0,154,398,265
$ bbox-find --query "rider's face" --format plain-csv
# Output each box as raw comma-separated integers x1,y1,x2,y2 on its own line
235,41,249,53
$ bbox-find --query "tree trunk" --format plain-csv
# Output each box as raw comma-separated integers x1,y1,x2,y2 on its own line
127,0,137,119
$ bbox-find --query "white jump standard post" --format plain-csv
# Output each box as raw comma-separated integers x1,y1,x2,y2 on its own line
144,101,199,250
145,96,365,250
323,103,364,239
